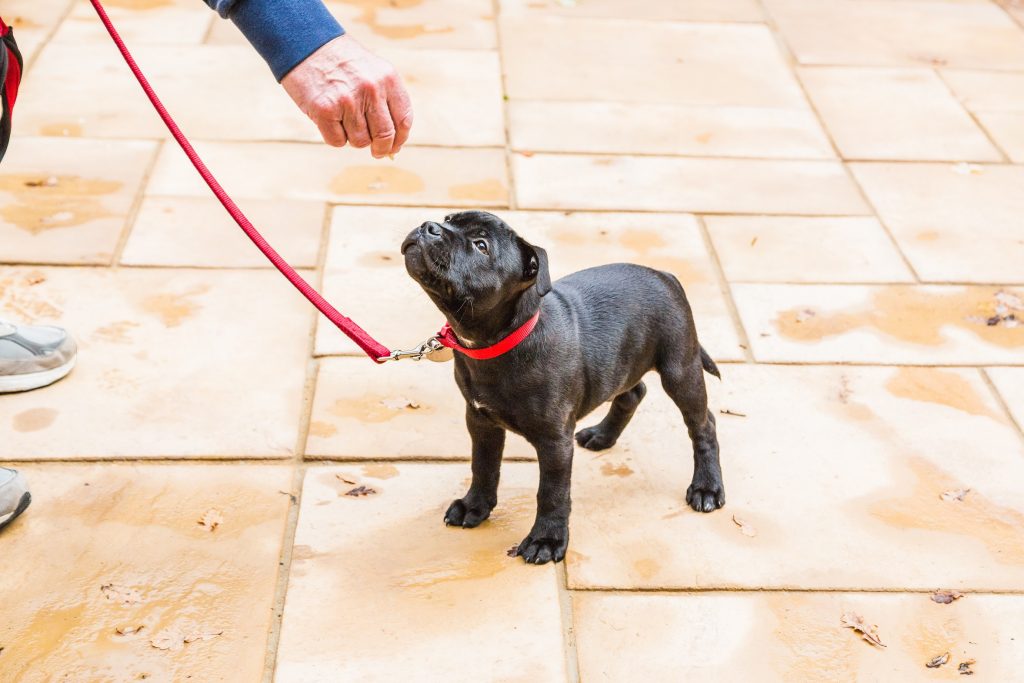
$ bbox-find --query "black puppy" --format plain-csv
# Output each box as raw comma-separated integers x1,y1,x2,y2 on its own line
402,211,724,564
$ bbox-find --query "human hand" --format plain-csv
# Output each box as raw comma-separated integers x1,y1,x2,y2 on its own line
282,35,413,157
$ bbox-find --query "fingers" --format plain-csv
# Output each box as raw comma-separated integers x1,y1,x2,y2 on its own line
341,98,372,150
367,96,396,159
387,85,414,155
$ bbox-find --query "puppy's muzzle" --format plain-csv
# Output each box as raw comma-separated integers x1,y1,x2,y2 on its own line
402,221,445,255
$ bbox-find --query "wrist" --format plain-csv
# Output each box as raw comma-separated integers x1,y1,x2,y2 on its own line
229,0,345,82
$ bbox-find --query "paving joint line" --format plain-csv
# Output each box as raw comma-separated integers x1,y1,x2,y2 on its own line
694,215,755,363
933,67,1012,163
978,367,1024,446
111,138,165,267
555,563,582,683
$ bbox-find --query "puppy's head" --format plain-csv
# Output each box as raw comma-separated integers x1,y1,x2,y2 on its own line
401,210,550,321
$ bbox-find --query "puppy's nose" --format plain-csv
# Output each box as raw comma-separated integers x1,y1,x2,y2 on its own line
423,221,443,238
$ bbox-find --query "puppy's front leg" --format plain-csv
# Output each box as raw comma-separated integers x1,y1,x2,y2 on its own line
445,404,505,528
517,432,574,565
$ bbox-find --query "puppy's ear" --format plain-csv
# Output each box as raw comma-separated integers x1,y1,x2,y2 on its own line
519,238,552,297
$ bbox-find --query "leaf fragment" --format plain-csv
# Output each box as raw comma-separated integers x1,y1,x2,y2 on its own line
506,545,519,557
959,658,976,675
335,474,358,485
940,488,970,502
100,583,142,606
926,652,950,668
732,514,757,537
931,589,964,604
380,396,420,410
198,508,224,532
840,611,886,648
115,624,145,636
345,485,377,497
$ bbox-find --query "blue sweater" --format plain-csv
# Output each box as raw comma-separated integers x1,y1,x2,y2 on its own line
205,0,344,82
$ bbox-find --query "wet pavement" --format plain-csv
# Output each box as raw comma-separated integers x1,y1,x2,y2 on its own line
2,0,1023,681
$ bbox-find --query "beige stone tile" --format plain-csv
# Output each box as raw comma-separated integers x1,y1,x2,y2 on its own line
18,43,503,146
732,284,1024,364
148,142,509,207
0,463,291,682
55,0,214,44
0,267,311,458
705,216,914,284
274,463,567,681
987,367,1024,429
315,207,744,361
575,592,1024,681
207,0,498,50
508,102,834,159
121,196,324,268
4,0,73,64
567,364,1024,590
764,0,1024,69
1001,0,1024,27
942,70,1024,162
799,67,1000,161
0,137,157,265
851,163,1024,284
307,358,535,459
514,154,868,215
500,0,763,22
502,17,805,108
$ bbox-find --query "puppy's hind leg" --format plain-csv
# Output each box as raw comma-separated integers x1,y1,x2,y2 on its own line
575,381,647,451
658,354,725,513
445,404,505,528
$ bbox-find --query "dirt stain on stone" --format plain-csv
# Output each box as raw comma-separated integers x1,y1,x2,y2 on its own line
0,174,120,234
92,320,140,344
885,367,999,420
141,285,209,328
358,250,398,267
766,594,856,683
549,225,705,283
869,456,1024,565
308,420,339,438
775,287,1024,349
329,395,433,423
362,463,400,479
448,179,507,203
600,462,633,477
13,408,58,432
330,165,425,195
39,122,82,137
392,547,511,591
341,0,454,40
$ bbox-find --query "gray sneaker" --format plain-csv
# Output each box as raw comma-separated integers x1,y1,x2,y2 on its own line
0,319,77,393
0,468,30,531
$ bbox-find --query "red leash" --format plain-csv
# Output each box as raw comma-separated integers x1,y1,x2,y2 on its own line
89,0,391,362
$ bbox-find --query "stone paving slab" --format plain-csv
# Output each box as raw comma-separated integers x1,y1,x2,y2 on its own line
1,267,310,459
508,101,835,159
0,137,157,265
500,0,764,22
733,284,1024,365
941,70,1024,163
0,463,291,683
147,142,509,208
764,0,1024,70
987,367,1024,430
501,17,805,108
56,0,214,45
514,155,869,215
849,163,1024,284
574,592,1024,682
274,463,567,682
307,358,536,460
798,67,1000,162
315,206,744,361
121,196,324,269
3,0,73,65
566,364,1024,591
705,216,914,284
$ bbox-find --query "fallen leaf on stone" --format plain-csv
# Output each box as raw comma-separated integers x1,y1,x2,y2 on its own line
720,409,747,418
959,658,976,675
198,509,223,532
25,274,46,286
995,291,1024,311
931,589,964,604
926,652,950,668
336,474,357,485
345,486,377,497
183,629,223,644
732,514,757,537
150,629,185,652
840,612,886,648
24,176,57,188
940,488,970,502
507,545,519,557
794,309,816,323
381,397,420,410
750,236,758,247
115,625,145,636
101,583,142,606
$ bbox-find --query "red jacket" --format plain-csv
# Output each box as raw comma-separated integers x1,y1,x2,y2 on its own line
1,17,23,162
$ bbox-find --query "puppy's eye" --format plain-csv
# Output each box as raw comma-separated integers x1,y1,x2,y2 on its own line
473,239,489,255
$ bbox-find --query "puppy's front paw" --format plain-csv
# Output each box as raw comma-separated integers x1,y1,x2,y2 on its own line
444,498,493,528
686,479,725,513
515,525,569,565
574,425,617,451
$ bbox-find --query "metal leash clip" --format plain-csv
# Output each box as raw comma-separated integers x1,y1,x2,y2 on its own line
379,335,454,363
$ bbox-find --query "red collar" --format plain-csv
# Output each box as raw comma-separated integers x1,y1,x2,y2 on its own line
437,311,541,360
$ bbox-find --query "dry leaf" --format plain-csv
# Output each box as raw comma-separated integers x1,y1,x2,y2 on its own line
931,589,964,604
335,474,358,485
150,629,185,652
940,488,970,502
380,397,420,410
198,509,224,532
794,309,816,323
926,652,951,668
959,658,976,675
732,514,757,537
115,625,145,636
507,545,519,557
100,583,142,606
720,409,747,418
749,236,758,247
995,291,1024,311
840,611,886,648
345,486,377,497
183,629,223,644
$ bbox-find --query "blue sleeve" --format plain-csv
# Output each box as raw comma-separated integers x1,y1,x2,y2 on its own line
204,0,345,82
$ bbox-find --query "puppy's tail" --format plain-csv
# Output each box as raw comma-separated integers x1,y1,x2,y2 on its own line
699,345,721,379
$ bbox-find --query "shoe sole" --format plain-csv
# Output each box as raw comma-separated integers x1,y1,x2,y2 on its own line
0,491,31,532
0,356,76,393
